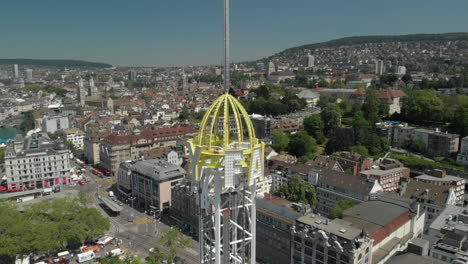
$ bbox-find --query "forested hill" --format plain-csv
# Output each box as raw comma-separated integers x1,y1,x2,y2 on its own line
0,59,112,68
264,32,468,62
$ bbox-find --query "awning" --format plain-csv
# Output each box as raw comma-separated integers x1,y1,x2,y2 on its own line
44,180,49,186
62,177,67,184
55,178,59,184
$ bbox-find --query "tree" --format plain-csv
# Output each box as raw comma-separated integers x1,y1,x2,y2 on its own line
287,131,317,158
275,174,317,208
352,145,369,157
158,228,193,263
317,95,336,109
20,111,35,133
352,111,370,146
379,73,398,86
303,115,325,144
362,90,381,127
330,200,358,219
295,67,308,87
271,130,289,152
320,103,341,136
325,128,354,154
338,99,351,116
253,85,270,99
281,91,307,112
401,90,445,124
178,108,190,120
101,254,145,264
401,74,413,84
410,139,426,153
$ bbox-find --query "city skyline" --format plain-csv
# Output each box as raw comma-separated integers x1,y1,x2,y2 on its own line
1,0,467,67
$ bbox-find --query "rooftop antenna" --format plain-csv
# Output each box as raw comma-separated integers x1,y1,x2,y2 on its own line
224,0,230,93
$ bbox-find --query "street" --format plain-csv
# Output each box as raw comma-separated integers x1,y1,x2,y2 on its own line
74,164,199,263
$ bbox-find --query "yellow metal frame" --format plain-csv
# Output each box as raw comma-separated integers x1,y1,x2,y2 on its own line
188,93,263,183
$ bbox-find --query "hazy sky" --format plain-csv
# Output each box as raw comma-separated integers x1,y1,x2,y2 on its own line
1,0,467,67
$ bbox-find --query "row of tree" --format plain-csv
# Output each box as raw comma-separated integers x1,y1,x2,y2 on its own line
398,90,468,138
0,193,110,262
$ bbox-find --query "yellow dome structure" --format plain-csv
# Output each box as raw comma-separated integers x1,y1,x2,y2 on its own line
188,92,264,185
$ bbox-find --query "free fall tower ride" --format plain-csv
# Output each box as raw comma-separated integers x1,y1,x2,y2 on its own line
187,0,265,263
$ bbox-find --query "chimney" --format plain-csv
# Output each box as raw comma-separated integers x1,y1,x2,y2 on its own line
432,169,446,178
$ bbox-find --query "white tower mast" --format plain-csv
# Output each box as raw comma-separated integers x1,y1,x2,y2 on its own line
188,0,263,263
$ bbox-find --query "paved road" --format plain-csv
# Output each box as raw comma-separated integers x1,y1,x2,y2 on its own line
73,164,199,263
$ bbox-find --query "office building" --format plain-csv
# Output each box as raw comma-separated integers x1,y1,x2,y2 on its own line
4,133,71,190
128,71,136,81
25,69,33,81
41,115,70,133
457,136,468,166
257,194,308,264
426,205,468,263
292,214,373,264
307,53,315,68
116,159,186,212
13,64,19,79
375,60,385,75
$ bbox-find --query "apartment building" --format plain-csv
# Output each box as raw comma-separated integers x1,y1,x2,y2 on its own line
311,168,384,217
63,128,85,149
360,164,410,193
4,133,71,190
414,170,465,203
100,126,197,173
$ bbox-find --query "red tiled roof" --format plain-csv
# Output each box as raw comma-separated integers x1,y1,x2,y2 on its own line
370,211,414,245
103,126,197,145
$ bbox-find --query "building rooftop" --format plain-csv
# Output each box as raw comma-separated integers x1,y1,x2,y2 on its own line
256,194,306,223
319,168,377,195
386,252,446,264
401,180,452,207
360,167,405,176
415,174,464,183
297,214,363,241
130,159,186,182
429,205,468,233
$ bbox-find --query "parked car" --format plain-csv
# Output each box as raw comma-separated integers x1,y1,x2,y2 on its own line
96,236,114,248
109,248,124,257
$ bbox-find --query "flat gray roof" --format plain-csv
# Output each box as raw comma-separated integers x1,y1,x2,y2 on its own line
415,174,464,182
297,214,362,241
429,205,468,232
360,167,405,176
342,200,409,227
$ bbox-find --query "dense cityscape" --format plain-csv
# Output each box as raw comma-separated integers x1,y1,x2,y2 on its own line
1,1,468,264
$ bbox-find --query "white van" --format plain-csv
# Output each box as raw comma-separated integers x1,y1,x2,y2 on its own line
109,248,124,257
77,251,95,263
57,251,69,258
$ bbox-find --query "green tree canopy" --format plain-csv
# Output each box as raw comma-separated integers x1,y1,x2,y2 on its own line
325,128,354,154
330,200,358,219
351,145,369,157
362,90,381,127
401,90,445,124
0,196,110,261
271,129,289,152
157,228,193,263
352,111,370,146
287,131,317,158
275,174,317,208
320,103,342,136
303,114,325,144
